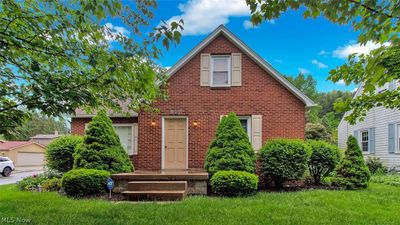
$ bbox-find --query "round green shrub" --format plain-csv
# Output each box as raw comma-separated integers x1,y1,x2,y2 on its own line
259,139,310,187
307,140,341,184
73,111,134,174
366,157,387,175
41,177,62,192
332,136,371,189
205,113,256,176
210,170,258,197
46,135,83,172
62,169,110,197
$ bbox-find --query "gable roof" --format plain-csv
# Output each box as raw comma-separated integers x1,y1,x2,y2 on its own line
0,141,45,151
167,25,315,107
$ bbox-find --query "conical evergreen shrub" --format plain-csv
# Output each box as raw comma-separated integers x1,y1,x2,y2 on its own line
332,135,370,189
74,111,134,174
205,112,256,176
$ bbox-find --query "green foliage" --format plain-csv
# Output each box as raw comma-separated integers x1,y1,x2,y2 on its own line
285,73,319,101
247,0,400,124
4,112,69,141
0,0,183,136
286,73,353,143
46,136,83,173
307,140,341,184
17,175,47,191
74,111,133,174
62,169,110,197
17,169,62,191
204,113,256,176
331,46,400,124
332,136,371,189
305,123,331,142
371,175,400,187
210,170,258,197
41,178,62,192
366,157,387,175
259,139,310,187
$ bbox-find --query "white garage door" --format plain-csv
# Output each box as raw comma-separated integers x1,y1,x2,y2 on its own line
17,152,44,166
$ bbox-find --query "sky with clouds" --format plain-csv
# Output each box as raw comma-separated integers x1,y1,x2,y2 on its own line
106,0,387,92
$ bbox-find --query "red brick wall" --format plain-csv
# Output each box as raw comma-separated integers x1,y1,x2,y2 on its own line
137,34,306,170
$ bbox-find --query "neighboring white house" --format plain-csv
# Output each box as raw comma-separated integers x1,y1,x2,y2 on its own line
338,81,400,169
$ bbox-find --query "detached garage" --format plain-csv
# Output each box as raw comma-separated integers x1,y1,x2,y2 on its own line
0,141,45,167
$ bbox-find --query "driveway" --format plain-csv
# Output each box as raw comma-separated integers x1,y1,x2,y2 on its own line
0,169,43,185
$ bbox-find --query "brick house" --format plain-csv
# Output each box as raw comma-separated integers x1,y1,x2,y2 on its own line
71,25,315,171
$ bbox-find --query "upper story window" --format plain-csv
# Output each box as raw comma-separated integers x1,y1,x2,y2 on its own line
361,130,369,152
211,55,231,87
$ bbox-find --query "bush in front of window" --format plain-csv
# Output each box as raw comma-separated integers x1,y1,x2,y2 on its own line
366,157,387,175
204,112,256,176
210,170,258,197
46,135,83,172
259,139,310,187
62,169,110,197
332,136,371,189
73,111,134,174
307,140,341,185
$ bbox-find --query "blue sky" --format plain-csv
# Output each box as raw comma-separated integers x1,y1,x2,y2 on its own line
108,0,386,92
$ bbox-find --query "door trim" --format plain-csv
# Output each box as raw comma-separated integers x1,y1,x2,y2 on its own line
161,116,189,170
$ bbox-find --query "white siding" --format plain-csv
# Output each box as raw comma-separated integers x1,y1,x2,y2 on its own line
338,105,400,169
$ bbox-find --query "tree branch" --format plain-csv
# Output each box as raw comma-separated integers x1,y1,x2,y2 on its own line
349,0,400,19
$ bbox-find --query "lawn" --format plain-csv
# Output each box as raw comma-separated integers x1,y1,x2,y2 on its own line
1,183,399,225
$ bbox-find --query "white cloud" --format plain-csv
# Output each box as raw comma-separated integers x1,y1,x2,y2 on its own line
311,59,328,69
243,19,275,29
333,41,390,59
336,79,346,85
318,50,328,55
104,23,130,42
298,68,310,74
352,87,358,93
243,20,256,29
166,0,250,35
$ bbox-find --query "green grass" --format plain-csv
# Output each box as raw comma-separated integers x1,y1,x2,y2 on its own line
1,184,400,225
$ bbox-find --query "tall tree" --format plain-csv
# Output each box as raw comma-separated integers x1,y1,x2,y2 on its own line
0,0,183,136
286,73,353,143
4,112,68,141
247,0,400,124
285,73,319,101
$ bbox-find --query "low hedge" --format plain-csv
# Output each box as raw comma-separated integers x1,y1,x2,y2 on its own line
210,170,258,197
62,169,110,197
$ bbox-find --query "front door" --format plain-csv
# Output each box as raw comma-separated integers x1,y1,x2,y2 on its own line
163,118,187,170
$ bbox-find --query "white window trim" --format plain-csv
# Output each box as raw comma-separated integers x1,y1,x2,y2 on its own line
112,123,136,156
396,124,400,154
359,130,369,153
210,55,231,87
238,116,252,141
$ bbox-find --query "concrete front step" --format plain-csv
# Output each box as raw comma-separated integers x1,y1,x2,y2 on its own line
122,190,187,201
128,181,187,191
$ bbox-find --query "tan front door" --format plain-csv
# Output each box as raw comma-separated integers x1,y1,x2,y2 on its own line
164,118,187,170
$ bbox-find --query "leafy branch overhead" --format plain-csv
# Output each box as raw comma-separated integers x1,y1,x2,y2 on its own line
247,0,400,124
0,0,183,135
